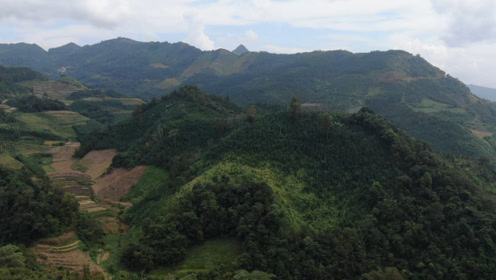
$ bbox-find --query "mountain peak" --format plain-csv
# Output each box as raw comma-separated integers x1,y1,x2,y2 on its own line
232,44,249,56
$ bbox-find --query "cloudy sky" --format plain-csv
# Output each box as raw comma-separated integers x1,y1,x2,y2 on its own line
0,0,495,87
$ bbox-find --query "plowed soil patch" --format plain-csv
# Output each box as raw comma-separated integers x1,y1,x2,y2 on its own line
50,142,80,173
82,149,117,180
470,129,493,139
97,216,130,234
35,246,104,275
40,231,77,246
48,171,93,182
45,110,79,115
92,166,147,203
65,185,91,196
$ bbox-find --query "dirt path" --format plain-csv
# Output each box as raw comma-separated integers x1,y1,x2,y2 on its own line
33,142,147,278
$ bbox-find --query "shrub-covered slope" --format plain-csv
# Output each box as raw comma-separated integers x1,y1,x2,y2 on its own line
79,87,496,279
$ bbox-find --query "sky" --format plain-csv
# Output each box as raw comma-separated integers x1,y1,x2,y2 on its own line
0,0,495,88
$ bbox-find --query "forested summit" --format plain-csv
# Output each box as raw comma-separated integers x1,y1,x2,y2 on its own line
75,86,496,279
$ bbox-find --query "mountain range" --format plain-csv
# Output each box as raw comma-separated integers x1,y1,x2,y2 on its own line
3,38,496,279
1,37,496,161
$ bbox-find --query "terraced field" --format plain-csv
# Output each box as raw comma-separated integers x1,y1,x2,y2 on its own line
32,142,147,277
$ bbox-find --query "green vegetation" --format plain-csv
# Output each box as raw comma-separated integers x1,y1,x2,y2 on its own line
0,65,47,99
4,43,496,278
2,40,496,161
6,95,67,112
150,239,241,278
0,166,79,246
73,87,496,279
121,166,169,203
57,75,84,87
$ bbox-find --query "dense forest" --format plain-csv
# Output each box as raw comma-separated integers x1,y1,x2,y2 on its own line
3,45,496,279
73,86,496,279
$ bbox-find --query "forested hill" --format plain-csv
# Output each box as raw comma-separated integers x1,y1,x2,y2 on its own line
2,38,496,161
0,65,48,98
77,86,496,279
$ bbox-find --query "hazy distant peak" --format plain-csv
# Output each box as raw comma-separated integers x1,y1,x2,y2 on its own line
48,43,81,53
468,84,496,102
232,44,249,56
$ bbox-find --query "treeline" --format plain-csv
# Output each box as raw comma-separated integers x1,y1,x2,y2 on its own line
0,166,79,246
6,95,67,112
68,89,125,100
0,65,47,98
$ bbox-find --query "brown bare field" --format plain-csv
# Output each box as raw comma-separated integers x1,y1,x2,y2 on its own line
92,166,147,203
34,244,104,275
45,110,80,115
86,207,108,213
82,149,117,180
35,142,141,276
97,216,130,234
470,129,493,139
50,142,80,172
49,171,93,182
81,97,144,106
150,63,168,68
102,252,110,262
65,185,92,196
39,231,77,246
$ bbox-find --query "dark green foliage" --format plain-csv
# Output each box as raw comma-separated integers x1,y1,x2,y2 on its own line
76,212,105,247
76,85,243,164
0,166,79,246
78,87,496,279
122,180,278,273
0,65,47,83
6,95,67,112
57,74,83,87
0,108,15,123
70,100,115,124
0,65,46,98
14,154,46,176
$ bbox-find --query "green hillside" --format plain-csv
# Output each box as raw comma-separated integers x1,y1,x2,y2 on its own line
78,86,496,279
1,39,495,161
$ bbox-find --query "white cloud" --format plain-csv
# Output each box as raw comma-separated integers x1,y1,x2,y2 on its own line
183,13,215,50
241,29,259,45
263,45,307,54
430,0,496,46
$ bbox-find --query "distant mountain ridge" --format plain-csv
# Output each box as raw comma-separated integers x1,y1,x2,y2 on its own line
468,84,496,102
2,37,496,160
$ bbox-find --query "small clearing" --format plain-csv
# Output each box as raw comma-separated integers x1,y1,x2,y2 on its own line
150,63,168,68
40,231,77,246
92,166,148,203
470,129,493,139
34,245,105,275
81,149,117,180
44,110,80,115
50,142,80,172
